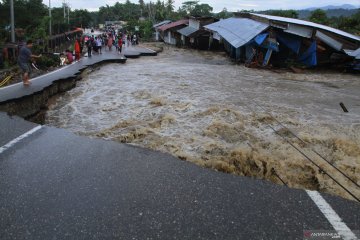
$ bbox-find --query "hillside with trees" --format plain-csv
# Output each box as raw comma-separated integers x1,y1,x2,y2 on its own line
298,8,359,19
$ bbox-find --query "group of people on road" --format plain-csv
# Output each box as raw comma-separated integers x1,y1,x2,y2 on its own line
84,31,140,57
17,29,140,86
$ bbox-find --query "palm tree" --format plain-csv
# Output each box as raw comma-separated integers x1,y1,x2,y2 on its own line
166,0,175,17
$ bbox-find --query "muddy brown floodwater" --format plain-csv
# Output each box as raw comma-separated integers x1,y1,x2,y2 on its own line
45,45,360,201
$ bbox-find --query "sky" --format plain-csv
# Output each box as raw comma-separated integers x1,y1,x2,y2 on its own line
46,0,360,13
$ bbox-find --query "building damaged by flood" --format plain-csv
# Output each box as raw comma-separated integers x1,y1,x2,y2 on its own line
153,20,172,41
157,19,189,46
203,13,360,70
155,13,360,71
177,17,218,50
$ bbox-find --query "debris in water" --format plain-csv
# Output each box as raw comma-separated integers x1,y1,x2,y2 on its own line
340,102,349,113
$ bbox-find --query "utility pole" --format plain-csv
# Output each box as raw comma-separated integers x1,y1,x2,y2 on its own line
49,0,52,36
10,0,15,42
67,2,70,24
63,0,66,23
148,3,152,21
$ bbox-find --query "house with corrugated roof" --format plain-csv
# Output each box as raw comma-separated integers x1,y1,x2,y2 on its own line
153,20,172,41
177,17,217,50
204,13,360,68
158,19,189,45
204,17,269,61
243,13,360,67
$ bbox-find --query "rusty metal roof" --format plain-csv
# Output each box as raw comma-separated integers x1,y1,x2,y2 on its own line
158,19,189,32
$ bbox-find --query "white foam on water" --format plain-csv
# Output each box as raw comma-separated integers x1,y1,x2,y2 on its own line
45,47,360,200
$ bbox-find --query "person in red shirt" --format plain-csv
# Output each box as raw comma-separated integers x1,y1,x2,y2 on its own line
65,49,73,64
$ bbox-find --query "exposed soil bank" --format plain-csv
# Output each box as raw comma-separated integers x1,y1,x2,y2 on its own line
0,65,107,122
0,77,77,121
43,46,360,201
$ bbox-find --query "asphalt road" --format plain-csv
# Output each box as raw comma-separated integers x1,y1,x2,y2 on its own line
0,112,359,240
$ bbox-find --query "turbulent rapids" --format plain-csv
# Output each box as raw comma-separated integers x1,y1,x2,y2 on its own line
45,46,360,200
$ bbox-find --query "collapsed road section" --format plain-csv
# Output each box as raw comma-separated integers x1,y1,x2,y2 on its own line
0,111,359,239
44,47,360,202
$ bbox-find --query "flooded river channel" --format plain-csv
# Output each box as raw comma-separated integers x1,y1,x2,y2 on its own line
45,46,360,200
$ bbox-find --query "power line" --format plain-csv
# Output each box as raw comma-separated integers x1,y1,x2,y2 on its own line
247,101,359,202
254,102,360,189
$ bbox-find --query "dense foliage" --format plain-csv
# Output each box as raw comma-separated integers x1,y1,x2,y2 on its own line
0,0,93,43
0,0,359,43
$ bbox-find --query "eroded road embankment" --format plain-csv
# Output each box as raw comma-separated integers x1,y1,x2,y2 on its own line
45,47,360,201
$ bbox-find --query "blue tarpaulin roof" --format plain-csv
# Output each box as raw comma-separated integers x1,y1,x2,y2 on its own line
255,33,268,45
204,18,269,48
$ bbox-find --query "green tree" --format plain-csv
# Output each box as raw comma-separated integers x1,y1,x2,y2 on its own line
124,0,142,20
332,10,360,34
98,5,116,22
145,1,156,22
309,9,329,25
181,1,199,15
216,8,234,19
139,0,145,17
70,9,93,29
165,0,175,18
113,2,126,20
30,16,50,52
191,3,213,17
176,6,188,19
0,0,48,35
139,0,145,10
0,0,51,43
51,7,70,34
266,10,298,19
138,19,154,40
155,0,166,21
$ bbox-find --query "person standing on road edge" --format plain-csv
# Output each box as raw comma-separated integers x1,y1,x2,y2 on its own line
86,37,93,57
107,34,113,51
127,34,131,47
17,40,41,86
117,37,122,54
74,38,81,61
96,37,102,54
